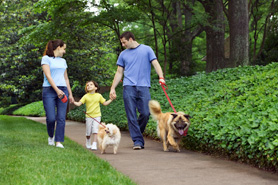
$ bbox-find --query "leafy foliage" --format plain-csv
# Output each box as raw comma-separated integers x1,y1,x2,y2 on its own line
0,0,118,106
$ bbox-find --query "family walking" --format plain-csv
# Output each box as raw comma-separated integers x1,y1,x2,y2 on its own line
41,31,165,150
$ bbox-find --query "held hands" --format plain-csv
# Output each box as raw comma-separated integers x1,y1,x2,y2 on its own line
110,89,117,100
68,95,74,104
159,77,166,86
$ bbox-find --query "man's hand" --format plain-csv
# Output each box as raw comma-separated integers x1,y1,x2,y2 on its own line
159,77,166,86
110,89,117,100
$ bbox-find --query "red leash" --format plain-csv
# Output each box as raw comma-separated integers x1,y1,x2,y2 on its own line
83,111,106,128
160,83,177,114
160,83,188,136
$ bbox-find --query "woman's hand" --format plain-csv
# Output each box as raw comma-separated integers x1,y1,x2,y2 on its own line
56,89,65,99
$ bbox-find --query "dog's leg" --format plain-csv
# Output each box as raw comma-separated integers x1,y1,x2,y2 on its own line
98,139,103,152
176,138,182,152
101,142,106,154
113,145,118,154
167,132,180,152
160,129,169,152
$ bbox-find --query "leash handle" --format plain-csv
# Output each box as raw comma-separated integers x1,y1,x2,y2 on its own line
83,111,106,128
160,84,177,113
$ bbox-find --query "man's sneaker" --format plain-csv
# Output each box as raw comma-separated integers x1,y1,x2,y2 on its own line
91,142,97,151
133,145,142,150
56,143,64,148
48,137,55,146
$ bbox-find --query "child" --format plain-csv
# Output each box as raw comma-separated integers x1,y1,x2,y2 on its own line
73,81,113,150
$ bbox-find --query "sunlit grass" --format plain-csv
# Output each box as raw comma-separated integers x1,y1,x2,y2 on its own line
0,116,136,185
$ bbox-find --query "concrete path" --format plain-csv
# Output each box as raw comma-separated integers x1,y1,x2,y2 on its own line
26,117,278,185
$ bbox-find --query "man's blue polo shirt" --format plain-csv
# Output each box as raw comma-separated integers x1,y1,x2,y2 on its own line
117,44,157,87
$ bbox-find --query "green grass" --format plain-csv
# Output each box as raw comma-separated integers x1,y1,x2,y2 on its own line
0,115,136,185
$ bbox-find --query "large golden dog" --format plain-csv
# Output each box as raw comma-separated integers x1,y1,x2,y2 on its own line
149,100,191,152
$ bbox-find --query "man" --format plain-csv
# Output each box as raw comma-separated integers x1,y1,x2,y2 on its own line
110,31,165,150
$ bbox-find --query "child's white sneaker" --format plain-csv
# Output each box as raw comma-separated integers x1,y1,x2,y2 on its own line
91,142,97,151
48,137,55,146
86,139,91,149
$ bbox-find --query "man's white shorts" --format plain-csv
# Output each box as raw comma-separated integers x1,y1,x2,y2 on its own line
85,117,101,136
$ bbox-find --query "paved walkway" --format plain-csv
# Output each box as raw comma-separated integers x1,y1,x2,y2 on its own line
26,117,278,185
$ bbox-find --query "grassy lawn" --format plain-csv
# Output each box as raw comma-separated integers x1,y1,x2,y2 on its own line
0,115,136,185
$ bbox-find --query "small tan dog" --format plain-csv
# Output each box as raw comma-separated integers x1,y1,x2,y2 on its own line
149,100,191,152
97,123,121,154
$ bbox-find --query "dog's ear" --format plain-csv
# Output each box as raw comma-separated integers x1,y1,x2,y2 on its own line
183,114,191,120
113,128,117,135
171,113,178,119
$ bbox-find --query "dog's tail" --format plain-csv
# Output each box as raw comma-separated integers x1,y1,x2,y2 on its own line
149,100,162,120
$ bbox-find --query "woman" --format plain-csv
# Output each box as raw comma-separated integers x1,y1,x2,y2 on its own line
41,39,74,148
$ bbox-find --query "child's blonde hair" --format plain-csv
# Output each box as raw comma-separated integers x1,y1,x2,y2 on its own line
85,80,99,93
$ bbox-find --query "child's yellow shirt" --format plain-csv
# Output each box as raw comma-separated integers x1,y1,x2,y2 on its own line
80,93,106,118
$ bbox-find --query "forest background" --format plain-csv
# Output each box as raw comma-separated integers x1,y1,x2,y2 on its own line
1,0,278,106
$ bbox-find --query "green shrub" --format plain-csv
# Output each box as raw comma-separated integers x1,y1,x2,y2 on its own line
13,101,45,117
0,104,26,115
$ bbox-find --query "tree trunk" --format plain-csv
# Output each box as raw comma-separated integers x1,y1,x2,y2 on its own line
149,0,159,60
201,0,226,72
228,0,249,67
168,1,195,76
180,3,194,76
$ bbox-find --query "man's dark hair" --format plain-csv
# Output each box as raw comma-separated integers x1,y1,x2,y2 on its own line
120,31,136,41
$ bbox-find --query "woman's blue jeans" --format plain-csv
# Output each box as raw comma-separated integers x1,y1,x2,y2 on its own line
42,86,68,142
123,86,151,147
